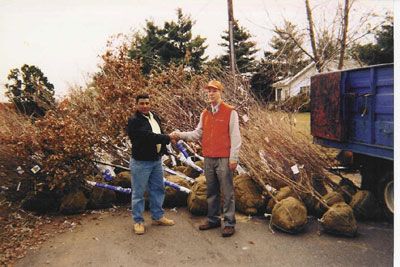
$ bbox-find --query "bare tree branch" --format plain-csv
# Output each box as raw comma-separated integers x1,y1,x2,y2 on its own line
275,29,315,61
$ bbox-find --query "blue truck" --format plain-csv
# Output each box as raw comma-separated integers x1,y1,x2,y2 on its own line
310,63,394,219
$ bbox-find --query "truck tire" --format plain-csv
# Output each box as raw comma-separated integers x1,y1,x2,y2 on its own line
377,171,394,221
360,163,377,192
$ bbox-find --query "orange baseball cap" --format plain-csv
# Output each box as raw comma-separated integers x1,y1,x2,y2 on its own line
204,80,224,91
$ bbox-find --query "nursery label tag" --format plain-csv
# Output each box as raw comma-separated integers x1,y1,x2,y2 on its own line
291,164,299,174
16,166,24,175
31,165,41,174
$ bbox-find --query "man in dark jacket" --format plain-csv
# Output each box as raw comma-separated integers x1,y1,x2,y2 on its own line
127,93,175,235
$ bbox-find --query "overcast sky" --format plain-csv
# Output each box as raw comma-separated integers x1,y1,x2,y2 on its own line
0,0,394,101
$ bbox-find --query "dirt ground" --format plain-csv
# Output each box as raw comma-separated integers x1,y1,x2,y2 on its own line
15,207,393,267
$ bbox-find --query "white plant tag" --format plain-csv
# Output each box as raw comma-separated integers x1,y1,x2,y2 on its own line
16,166,24,175
31,165,41,174
291,164,299,175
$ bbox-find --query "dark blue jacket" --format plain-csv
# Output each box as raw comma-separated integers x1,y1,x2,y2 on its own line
127,111,170,161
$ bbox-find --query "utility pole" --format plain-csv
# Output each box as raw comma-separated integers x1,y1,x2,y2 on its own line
227,0,236,89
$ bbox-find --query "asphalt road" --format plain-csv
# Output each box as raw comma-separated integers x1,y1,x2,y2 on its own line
16,208,393,267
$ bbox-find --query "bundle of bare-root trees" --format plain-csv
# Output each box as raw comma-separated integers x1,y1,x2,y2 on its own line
2,36,365,235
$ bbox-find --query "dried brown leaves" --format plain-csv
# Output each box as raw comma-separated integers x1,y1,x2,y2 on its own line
0,35,333,201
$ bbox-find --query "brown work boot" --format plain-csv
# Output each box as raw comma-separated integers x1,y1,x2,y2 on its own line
198,221,221,231
134,223,145,235
222,226,235,237
152,216,175,226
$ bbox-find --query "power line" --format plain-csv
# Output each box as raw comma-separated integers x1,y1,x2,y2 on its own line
192,0,213,18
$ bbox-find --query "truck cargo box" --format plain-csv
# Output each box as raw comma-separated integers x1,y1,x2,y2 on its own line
310,64,394,160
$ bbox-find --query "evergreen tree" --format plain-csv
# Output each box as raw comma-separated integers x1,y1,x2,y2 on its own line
250,21,308,103
219,20,259,73
129,24,163,74
269,20,308,78
5,64,55,117
129,9,208,74
202,57,224,76
352,14,393,65
250,54,277,102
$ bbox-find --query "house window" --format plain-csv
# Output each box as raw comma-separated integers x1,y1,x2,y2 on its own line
300,85,310,95
277,89,282,101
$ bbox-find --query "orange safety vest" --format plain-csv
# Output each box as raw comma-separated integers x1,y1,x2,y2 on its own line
201,102,233,158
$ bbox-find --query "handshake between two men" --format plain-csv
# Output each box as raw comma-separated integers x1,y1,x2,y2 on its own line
165,79,240,173
168,131,181,144
128,81,240,237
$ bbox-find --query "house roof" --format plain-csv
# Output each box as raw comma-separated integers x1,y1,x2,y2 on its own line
272,62,315,87
272,59,362,88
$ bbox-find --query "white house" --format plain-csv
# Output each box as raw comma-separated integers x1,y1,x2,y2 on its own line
272,60,362,102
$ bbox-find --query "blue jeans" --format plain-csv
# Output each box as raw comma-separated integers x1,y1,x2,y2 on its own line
130,158,165,223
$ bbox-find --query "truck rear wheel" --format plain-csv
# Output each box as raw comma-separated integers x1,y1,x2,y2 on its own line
360,163,376,192
377,171,394,221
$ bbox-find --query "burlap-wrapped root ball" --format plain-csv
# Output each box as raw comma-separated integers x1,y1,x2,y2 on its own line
187,175,207,215
59,190,88,215
183,160,204,179
350,190,380,220
319,202,357,237
300,175,329,216
164,175,192,208
234,174,266,215
173,165,187,174
84,174,116,209
21,191,60,214
112,171,131,187
163,157,176,168
87,187,116,210
111,171,132,204
311,174,328,196
339,177,358,203
267,186,299,212
271,197,308,234
315,191,345,216
300,193,319,216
